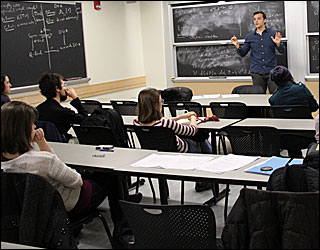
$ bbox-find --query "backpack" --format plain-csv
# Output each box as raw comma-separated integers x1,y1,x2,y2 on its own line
161,87,193,103
267,163,319,192
81,107,129,148
303,142,319,171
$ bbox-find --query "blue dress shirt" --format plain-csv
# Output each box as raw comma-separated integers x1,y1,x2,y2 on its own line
237,27,284,75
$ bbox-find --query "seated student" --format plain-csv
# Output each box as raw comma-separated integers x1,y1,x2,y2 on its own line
268,66,319,158
268,66,319,111
36,72,88,141
1,74,12,106
1,101,130,247
134,87,212,154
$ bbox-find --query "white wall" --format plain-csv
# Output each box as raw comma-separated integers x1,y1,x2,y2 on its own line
81,1,145,84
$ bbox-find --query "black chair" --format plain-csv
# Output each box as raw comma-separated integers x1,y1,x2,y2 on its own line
133,126,182,204
167,101,205,117
223,126,281,221
110,100,137,116
210,102,248,154
231,85,265,94
1,172,115,249
119,201,219,249
35,120,67,143
80,100,102,114
265,105,313,119
72,125,114,145
225,126,281,157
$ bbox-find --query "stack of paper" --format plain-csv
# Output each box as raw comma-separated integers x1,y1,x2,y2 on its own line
198,154,260,174
130,154,213,170
130,153,259,174
221,94,240,98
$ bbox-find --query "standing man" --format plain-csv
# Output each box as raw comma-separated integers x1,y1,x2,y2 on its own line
37,72,88,141
231,11,284,94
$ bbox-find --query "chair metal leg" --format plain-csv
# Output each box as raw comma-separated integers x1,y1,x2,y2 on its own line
181,180,184,205
223,184,230,222
148,178,157,203
203,183,227,207
97,212,116,249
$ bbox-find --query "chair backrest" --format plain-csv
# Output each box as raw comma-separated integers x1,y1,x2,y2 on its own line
133,126,178,152
81,100,102,114
167,101,203,117
225,126,281,156
110,100,137,116
73,125,114,145
1,172,76,249
232,85,265,94
209,102,248,119
35,120,66,142
265,105,313,119
119,201,217,249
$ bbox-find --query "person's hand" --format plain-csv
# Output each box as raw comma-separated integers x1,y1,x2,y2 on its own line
231,35,239,48
180,111,197,120
65,87,78,99
32,128,46,144
271,32,282,46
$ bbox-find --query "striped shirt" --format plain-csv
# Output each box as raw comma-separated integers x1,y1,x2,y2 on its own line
133,118,197,153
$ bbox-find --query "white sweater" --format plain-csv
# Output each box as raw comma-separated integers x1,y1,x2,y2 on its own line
1,150,82,211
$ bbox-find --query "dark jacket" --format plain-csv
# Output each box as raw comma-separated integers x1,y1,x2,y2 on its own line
36,98,88,140
1,172,77,249
222,188,319,249
1,94,10,106
269,81,319,112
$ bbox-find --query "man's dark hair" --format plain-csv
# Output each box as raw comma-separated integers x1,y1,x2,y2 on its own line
1,73,7,94
253,11,266,19
38,72,63,99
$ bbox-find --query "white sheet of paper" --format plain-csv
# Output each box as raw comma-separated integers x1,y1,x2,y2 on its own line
221,94,240,98
198,154,260,174
130,153,213,171
202,94,221,98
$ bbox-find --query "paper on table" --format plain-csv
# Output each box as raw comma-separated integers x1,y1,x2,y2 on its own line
198,154,260,174
203,94,221,98
221,94,240,98
130,153,213,170
177,119,201,125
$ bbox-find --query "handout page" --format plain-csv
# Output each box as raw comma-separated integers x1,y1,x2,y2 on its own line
221,94,240,98
177,119,201,125
130,153,213,170
198,154,260,174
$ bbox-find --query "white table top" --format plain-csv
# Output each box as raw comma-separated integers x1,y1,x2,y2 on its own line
1,242,43,249
231,118,316,131
48,142,270,186
192,94,272,107
122,116,240,130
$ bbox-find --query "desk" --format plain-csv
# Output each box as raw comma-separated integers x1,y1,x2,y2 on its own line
121,116,241,154
48,142,270,203
231,118,315,131
1,242,43,249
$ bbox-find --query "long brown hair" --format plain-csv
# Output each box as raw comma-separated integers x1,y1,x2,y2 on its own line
137,88,162,123
1,101,39,154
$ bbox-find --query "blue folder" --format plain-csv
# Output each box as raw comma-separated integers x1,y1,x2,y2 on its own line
245,157,303,175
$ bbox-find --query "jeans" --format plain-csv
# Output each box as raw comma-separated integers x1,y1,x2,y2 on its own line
184,138,212,154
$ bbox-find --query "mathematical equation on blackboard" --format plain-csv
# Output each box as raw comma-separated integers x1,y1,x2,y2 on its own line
1,1,82,69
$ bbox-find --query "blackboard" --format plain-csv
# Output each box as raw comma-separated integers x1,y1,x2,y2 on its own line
307,1,319,33
176,43,288,77
1,1,86,88
173,1,285,43
309,36,319,73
